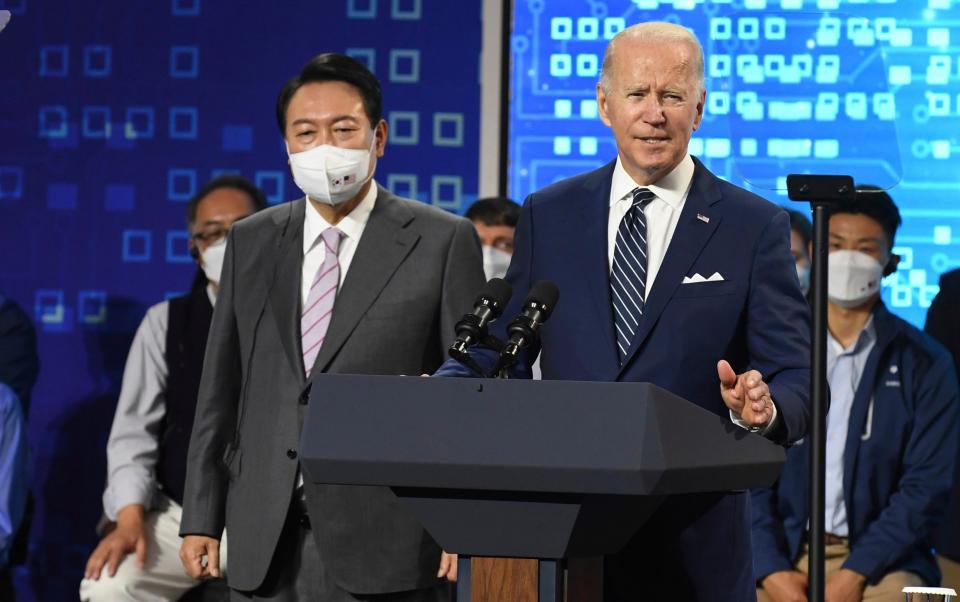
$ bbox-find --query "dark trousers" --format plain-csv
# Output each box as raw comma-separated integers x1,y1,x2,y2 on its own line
231,504,447,602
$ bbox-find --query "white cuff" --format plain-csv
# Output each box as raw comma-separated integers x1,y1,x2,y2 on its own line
729,399,778,437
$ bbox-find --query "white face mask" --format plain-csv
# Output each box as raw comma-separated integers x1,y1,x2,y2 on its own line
828,250,885,308
482,246,512,280
796,264,810,295
287,135,377,206
200,238,227,285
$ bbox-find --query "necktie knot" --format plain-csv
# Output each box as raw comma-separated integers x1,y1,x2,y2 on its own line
321,227,343,254
630,187,656,210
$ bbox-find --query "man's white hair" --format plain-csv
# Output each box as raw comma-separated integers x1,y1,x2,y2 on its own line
599,21,705,95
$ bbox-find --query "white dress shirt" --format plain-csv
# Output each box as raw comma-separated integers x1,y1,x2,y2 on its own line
825,317,877,537
607,154,694,291
300,181,377,307
606,155,777,434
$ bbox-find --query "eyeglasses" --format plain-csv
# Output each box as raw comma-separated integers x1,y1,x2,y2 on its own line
191,226,229,245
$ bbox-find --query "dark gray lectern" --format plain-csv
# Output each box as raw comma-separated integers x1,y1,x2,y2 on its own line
300,375,785,601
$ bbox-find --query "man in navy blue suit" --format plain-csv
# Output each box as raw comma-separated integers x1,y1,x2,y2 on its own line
437,21,811,600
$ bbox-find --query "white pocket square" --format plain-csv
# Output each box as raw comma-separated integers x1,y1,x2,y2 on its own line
682,272,725,284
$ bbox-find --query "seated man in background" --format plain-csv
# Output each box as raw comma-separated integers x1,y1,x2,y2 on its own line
80,175,266,601
787,209,812,296
753,188,960,602
0,381,28,601
465,196,520,281
925,267,960,589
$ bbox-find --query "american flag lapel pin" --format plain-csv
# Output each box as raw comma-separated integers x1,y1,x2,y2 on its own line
697,213,710,223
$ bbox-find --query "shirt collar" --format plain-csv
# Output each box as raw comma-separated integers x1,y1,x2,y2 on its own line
610,154,695,209
303,180,378,254
828,315,877,356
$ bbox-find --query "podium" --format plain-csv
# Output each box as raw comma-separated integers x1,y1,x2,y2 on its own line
300,375,785,601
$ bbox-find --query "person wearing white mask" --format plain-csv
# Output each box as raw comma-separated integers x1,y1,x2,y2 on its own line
80,175,265,602
178,53,483,601
464,197,520,281
754,187,960,602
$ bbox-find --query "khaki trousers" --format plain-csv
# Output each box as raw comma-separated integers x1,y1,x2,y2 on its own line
938,555,960,591
757,542,922,602
79,494,228,602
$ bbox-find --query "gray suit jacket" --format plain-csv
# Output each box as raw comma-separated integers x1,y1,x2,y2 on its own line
179,187,485,593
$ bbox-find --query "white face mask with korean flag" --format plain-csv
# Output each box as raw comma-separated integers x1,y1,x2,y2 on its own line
287,135,376,206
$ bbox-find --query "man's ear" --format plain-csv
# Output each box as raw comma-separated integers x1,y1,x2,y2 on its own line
189,239,200,262
883,253,900,277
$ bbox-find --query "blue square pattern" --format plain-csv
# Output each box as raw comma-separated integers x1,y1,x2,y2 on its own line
171,0,200,16
0,166,24,200
166,231,193,263
347,0,376,18
125,107,155,139
170,46,199,78
38,106,68,139
210,168,241,178
345,48,375,73
105,184,135,211
39,45,69,77
78,291,108,325
83,45,111,77
34,290,67,329
386,173,418,199
122,230,152,262
431,175,462,210
389,49,419,83
391,0,420,19
168,169,197,201
169,106,198,139
47,183,78,210
255,170,285,204
82,106,111,139
388,111,419,145
222,125,252,151
433,112,464,147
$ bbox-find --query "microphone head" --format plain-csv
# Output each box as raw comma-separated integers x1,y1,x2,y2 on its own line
525,280,560,318
475,278,513,318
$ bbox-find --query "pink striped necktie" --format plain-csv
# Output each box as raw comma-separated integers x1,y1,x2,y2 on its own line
301,227,343,377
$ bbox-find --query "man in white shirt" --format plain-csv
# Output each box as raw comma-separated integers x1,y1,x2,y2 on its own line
80,175,265,601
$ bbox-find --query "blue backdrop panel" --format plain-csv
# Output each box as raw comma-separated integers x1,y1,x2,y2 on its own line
0,1,481,599
508,0,960,328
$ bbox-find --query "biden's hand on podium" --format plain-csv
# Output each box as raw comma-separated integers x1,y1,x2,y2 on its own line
83,504,148,580
438,551,458,582
760,570,808,602
717,360,774,428
180,535,221,579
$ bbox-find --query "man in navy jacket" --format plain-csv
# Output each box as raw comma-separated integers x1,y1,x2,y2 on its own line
753,189,960,602
437,22,811,600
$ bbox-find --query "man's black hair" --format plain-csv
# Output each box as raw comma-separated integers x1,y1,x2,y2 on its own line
786,209,812,248
826,185,902,250
276,53,382,134
186,175,268,228
465,197,521,228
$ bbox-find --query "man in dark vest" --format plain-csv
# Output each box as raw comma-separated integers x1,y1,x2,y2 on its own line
80,175,266,601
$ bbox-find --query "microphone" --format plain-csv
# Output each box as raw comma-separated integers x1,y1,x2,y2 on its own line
491,280,559,377
448,278,513,375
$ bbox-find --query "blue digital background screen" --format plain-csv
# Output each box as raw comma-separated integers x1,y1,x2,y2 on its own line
507,0,960,328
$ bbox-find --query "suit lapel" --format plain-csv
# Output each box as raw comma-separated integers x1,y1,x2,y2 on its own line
268,199,307,387
573,162,620,378
309,188,418,377
617,161,722,378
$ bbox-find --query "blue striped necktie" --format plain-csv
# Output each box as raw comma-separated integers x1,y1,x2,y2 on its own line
611,187,656,362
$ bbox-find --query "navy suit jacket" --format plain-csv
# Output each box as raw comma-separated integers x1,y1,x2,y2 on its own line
754,302,959,586
438,158,811,600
